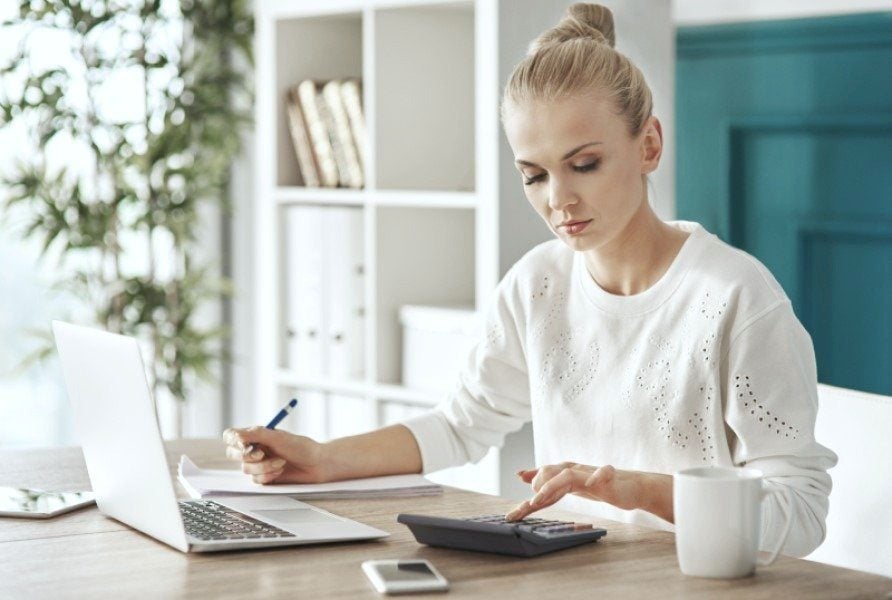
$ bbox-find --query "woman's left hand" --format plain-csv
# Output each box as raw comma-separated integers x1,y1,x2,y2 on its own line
505,462,673,522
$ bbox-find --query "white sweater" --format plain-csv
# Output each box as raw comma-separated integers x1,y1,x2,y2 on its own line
401,220,837,557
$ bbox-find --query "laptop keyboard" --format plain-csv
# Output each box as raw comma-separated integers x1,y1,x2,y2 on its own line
179,499,296,541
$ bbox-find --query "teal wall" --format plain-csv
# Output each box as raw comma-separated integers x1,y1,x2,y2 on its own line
677,13,892,395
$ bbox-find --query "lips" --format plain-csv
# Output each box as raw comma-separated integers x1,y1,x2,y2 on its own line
557,219,593,235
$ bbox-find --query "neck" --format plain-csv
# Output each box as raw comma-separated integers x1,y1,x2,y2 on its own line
582,201,688,296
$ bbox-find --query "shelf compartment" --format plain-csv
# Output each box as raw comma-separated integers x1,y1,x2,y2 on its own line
374,205,475,384
373,2,475,192
275,12,363,188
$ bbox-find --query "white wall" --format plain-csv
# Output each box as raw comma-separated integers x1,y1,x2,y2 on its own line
673,0,892,26
608,0,675,222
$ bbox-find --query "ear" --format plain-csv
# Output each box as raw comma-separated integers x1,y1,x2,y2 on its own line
639,115,663,175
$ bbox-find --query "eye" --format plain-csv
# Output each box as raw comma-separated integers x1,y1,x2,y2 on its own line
573,160,600,173
523,173,546,186
522,160,600,186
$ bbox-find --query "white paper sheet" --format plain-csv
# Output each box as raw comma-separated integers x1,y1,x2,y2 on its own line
177,455,442,500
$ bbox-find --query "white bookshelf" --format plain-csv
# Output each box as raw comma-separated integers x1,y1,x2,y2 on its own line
252,0,675,498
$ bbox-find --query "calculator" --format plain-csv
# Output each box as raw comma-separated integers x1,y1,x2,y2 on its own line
397,513,607,557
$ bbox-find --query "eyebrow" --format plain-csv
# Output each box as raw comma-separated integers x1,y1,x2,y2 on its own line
514,141,603,168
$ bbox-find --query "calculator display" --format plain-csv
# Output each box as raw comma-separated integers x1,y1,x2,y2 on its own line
376,561,438,583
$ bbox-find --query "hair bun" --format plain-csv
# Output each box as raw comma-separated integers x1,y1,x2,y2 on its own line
528,3,616,55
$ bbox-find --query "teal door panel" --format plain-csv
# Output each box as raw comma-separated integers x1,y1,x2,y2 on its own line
801,222,892,393
677,13,892,395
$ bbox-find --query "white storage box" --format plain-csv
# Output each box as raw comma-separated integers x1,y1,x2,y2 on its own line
399,305,480,393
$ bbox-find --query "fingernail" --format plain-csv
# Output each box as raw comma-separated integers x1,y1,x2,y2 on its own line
530,495,542,507
272,459,286,468
250,450,264,459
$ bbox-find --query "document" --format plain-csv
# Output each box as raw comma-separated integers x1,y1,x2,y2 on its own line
177,455,442,500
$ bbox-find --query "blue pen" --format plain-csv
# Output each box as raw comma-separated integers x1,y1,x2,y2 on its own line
243,398,298,456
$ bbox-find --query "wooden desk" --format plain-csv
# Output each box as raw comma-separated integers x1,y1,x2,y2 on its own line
1,439,889,599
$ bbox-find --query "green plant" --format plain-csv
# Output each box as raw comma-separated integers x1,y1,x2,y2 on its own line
0,0,253,418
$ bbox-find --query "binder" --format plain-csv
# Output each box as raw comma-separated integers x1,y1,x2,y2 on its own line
324,207,365,380
381,401,427,426
290,389,328,442
284,206,326,377
326,394,376,440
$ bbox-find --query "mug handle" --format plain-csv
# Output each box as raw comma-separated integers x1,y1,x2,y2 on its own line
757,484,795,566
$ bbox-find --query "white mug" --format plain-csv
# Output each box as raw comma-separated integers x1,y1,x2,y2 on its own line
673,466,794,578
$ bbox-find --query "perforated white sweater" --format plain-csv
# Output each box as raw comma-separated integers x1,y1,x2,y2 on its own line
401,220,837,557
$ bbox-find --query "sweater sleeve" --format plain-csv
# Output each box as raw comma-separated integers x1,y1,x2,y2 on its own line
722,300,838,557
400,266,532,474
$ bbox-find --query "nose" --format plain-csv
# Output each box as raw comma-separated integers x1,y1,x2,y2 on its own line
547,175,578,212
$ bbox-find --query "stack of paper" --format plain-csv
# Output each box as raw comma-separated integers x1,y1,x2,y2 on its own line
177,456,442,500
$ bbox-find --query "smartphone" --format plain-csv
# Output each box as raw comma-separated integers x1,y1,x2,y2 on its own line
0,487,95,519
361,559,449,595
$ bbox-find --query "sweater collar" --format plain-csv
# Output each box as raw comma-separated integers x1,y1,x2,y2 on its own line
573,220,707,317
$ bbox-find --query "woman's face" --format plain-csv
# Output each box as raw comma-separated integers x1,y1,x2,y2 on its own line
503,94,661,252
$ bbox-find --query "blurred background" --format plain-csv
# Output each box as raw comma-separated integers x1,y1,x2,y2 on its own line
0,0,889,500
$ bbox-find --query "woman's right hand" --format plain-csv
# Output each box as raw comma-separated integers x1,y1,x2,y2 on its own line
223,426,329,485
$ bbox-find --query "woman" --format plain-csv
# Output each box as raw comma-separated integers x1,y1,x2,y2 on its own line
224,3,836,557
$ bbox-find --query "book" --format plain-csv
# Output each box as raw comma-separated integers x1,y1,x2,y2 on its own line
340,78,367,176
322,79,363,189
285,86,320,187
297,79,339,187
177,455,442,499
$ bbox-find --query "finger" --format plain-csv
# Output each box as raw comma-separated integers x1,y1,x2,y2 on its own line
252,469,283,485
531,463,567,492
584,465,615,489
223,428,247,451
516,468,538,483
505,500,533,522
530,467,582,508
241,458,286,476
225,445,265,462
227,426,279,451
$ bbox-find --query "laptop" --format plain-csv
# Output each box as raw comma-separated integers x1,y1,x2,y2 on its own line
52,320,389,552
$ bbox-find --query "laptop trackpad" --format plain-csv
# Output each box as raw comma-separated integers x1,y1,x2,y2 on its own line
253,508,342,525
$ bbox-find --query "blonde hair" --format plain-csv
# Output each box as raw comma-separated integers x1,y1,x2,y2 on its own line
500,3,653,138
